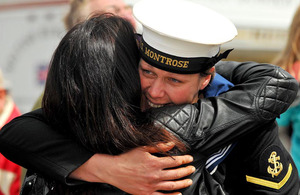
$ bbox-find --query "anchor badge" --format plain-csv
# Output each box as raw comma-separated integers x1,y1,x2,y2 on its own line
267,151,283,178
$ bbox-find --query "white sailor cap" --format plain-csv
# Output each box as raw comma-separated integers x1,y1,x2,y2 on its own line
133,0,237,74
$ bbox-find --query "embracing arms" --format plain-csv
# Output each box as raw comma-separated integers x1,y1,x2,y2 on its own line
0,110,194,194
0,61,297,194
150,61,298,153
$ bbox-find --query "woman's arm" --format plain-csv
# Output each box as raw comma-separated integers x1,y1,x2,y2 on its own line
0,109,195,194
0,109,93,184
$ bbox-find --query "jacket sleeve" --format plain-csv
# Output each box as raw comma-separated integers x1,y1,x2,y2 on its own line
0,109,93,185
150,61,298,154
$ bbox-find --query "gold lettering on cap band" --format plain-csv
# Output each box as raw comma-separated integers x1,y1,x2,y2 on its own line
144,47,189,69
136,34,233,74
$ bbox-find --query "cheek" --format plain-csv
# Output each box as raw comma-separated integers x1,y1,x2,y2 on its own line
169,76,202,104
168,87,198,104
139,75,148,91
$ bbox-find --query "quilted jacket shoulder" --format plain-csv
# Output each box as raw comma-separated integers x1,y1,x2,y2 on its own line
149,61,298,153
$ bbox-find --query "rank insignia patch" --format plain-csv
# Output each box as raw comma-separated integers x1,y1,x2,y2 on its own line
245,145,292,189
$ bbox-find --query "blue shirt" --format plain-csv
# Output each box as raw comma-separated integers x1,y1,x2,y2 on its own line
204,73,233,97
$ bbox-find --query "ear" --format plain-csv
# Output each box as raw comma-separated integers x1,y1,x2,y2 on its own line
200,75,211,90
199,66,215,90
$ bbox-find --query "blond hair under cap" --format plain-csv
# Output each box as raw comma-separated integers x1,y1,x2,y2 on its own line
133,0,237,74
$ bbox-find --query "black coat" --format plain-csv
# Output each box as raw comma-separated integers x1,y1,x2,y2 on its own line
150,61,300,194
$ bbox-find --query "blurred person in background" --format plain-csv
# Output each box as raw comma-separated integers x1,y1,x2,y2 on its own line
63,0,136,31
32,0,136,110
273,5,300,178
0,69,22,195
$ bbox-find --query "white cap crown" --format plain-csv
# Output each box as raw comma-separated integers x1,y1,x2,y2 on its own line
133,0,237,73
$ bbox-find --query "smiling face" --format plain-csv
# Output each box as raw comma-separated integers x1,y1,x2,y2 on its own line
139,59,212,111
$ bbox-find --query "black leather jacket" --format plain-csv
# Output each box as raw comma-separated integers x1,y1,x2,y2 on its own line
152,60,298,153
150,61,300,194
0,61,298,194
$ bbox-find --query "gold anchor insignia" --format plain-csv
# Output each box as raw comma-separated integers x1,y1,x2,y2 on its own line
267,151,283,178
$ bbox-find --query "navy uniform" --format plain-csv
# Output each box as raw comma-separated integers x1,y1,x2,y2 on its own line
149,61,300,195
133,0,300,194
221,121,299,194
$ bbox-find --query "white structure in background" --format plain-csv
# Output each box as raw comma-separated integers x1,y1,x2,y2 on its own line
0,2,67,113
193,0,300,51
127,0,300,51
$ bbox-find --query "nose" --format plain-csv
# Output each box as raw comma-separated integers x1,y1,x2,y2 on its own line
147,79,165,99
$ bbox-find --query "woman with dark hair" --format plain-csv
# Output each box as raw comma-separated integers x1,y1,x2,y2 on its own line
42,13,181,155
25,13,187,194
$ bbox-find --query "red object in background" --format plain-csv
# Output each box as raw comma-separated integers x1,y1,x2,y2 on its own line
0,98,22,195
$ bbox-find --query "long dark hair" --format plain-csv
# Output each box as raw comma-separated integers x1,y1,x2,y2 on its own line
43,14,182,155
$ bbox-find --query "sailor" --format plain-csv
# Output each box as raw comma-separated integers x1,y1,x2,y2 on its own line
133,0,300,194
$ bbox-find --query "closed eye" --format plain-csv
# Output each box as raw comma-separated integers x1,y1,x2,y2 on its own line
141,69,154,76
169,77,182,83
